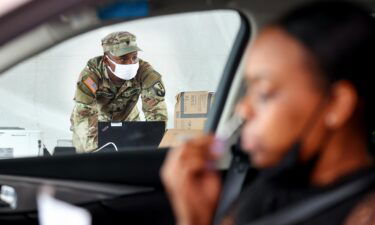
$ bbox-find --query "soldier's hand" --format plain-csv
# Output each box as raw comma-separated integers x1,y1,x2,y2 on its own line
161,135,222,225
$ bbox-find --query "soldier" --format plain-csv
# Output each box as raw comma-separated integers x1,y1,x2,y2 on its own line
70,31,168,153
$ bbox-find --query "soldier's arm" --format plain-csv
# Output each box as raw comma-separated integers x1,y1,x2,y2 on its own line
70,66,99,153
140,66,168,122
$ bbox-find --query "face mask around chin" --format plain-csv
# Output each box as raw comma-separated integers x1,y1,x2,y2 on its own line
106,56,139,80
258,98,332,185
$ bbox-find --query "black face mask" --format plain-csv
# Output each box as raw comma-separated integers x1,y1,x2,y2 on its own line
259,141,319,187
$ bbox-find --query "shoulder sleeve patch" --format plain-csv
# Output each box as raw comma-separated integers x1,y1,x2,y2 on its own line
152,81,165,97
83,77,98,94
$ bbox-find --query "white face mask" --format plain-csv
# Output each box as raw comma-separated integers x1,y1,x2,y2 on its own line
106,56,139,80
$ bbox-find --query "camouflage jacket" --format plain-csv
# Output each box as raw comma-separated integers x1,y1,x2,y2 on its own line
70,56,168,153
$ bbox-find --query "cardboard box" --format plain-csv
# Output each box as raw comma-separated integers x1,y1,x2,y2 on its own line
159,129,203,148
174,91,215,130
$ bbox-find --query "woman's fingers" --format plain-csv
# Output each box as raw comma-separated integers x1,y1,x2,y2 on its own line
161,134,223,225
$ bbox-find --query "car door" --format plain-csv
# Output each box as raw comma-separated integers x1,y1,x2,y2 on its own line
0,1,250,224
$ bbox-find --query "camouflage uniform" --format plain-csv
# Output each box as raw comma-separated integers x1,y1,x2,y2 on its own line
70,32,168,153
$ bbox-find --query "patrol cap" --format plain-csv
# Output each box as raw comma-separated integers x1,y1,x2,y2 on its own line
101,31,142,57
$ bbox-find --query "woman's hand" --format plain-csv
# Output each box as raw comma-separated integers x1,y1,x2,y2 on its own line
161,135,223,225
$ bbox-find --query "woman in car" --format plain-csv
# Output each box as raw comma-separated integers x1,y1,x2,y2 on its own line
161,2,375,225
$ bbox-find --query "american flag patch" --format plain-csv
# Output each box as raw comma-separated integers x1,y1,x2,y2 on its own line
83,77,98,94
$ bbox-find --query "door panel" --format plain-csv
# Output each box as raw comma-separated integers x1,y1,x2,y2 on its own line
0,150,167,186
0,149,174,225
0,175,154,213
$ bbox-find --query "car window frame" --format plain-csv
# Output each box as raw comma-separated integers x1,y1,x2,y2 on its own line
204,11,251,133
0,8,252,185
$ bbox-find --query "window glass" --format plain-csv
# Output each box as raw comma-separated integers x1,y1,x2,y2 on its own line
0,10,241,157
